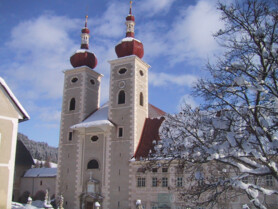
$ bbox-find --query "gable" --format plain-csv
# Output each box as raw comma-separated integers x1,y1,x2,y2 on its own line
0,78,29,121
0,87,21,119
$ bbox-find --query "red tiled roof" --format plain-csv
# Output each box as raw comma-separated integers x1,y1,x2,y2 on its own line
134,117,165,160
148,103,166,118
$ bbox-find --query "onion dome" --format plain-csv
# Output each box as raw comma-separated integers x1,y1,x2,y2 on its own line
115,1,144,59
70,15,98,69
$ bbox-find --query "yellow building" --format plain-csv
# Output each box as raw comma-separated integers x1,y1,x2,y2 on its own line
0,77,29,209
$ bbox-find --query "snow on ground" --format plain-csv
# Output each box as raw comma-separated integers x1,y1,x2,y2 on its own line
12,200,46,209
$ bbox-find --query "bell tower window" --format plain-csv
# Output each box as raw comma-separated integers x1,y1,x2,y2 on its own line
69,98,76,111
118,90,125,104
140,92,143,106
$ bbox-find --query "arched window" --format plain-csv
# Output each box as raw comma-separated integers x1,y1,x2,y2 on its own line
118,90,125,104
140,92,143,106
69,98,75,111
87,160,99,169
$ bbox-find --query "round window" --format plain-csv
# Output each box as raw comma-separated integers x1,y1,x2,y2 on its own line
90,79,95,85
91,136,98,142
71,77,78,83
119,68,127,74
139,70,144,76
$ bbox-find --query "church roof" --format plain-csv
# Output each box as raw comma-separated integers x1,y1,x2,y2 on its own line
148,103,166,118
0,77,30,122
71,103,165,159
23,168,57,178
134,117,165,160
15,140,34,166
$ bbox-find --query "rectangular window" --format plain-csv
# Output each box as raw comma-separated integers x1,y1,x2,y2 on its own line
162,167,168,173
118,127,123,137
152,168,158,173
152,177,158,187
69,132,72,141
162,177,168,187
266,175,273,186
177,177,183,187
137,177,146,187
151,204,158,209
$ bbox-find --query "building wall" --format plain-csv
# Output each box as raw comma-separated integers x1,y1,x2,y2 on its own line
106,56,149,209
0,86,22,209
20,177,56,199
130,161,278,209
56,66,102,209
13,164,30,202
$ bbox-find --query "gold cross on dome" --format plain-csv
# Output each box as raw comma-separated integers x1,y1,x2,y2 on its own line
130,1,133,9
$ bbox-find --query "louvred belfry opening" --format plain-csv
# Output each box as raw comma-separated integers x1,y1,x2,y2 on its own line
70,15,98,69
115,1,144,58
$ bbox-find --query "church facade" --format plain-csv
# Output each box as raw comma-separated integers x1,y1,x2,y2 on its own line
56,4,166,209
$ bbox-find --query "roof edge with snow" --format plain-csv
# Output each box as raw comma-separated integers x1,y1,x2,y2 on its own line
0,77,30,122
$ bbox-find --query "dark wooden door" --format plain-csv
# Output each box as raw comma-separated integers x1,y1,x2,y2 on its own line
86,202,94,209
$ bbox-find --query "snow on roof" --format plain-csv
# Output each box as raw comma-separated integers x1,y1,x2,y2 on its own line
0,77,30,121
33,159,57,168
71,103,165,130
71,103,113,130
117,37,142,45
23,168,57,178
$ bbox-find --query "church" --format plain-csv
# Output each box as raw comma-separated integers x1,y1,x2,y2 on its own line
56,2,167,209
56,2,278,209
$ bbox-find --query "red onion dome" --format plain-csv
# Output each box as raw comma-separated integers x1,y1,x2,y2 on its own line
70,15,98,69
115,37,144,58
81,27,90,34
70,50,98,69
126,14,135,21
115,1,144,58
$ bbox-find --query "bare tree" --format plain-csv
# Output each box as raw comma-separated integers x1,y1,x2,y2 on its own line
156,0,278,208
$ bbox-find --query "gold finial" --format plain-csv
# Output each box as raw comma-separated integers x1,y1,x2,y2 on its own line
85,15,88,27
129,1,133,14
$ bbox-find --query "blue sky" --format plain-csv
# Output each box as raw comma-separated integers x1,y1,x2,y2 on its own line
0,0,225,147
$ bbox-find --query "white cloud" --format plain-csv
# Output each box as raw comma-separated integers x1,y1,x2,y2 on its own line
167,0,224,64
178,94,198,110
91,2,127,38
4,14,80,100
149,72,198,87
136,0,224,66
137,0,176,16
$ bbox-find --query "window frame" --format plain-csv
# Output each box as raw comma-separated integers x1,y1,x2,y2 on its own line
266,175,273,187
137,177,146,187
118,68,127,75
118,127,124,138
162,177,168,187
176,177,183,187
68,132,73,141
87,159,100,170
152,177,158,187
69,98,76,111
162,167,168,173
140,92,144,106
118,90,125,104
